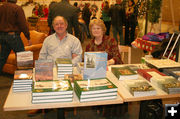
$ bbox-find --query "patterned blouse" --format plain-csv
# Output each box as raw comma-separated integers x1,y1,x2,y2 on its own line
85,35,123,64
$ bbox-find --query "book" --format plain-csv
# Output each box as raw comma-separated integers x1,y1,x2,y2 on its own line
16,51,33,69
32,80,73,96
32,98,73,104
14,69,33,83
137,68,166,81
74,78,117,95
64,74,83,83
35,60,53,81
150,76,180,94
77,62,84,74
163,68,180,81
111,66,138,80
78,95,117,102
83,52,107,79
123,80,157,97
145,59,180,69
55,58,72,67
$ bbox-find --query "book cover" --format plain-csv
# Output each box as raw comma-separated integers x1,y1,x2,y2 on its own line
64,74,83,83
55,58,72,67
16,51,33,69
145,59,180,69
32,80,73,96
83,52,107,79
14,69,33,82
137,68,166,81
163,68,180,80
123,80,157,97
150,76,180,94
74,78,117,96
111,66,138,80
35,60,53,81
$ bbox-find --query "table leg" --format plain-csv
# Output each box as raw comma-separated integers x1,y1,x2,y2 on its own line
57,108,65,119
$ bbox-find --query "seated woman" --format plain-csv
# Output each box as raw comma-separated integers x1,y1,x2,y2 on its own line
85,19,123,65
85,19,128,118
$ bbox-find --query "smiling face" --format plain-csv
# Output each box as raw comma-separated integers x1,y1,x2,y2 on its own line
91,24,103,38
53,16,68,36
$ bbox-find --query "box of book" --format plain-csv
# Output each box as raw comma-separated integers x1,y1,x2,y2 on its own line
163,68,180,81
55,58,73,78
111,66,138,80
145,59,180,69
137,68,166,81
32,80,73,103
83,52,107,79
150,76,180,94
16,51,33,69
35,60,53,81
123,80,157,97
13,69,33,92
74,78,117,102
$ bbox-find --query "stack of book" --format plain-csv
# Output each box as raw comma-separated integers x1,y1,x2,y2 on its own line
55,58,73,78
13,69,33,92
74,78,117,102
123,79,157,97
35,60,54,81
77,62,84,75
150,76,180,94
32,80,73,104
83,52,107,79
111,66,138,80
16,51,33,69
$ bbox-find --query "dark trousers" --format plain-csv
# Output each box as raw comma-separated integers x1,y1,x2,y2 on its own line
0,32,24,73
57,108,65,119
104,21,111,36
125,20,136,46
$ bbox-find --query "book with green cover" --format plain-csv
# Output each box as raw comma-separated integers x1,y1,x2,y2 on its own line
123,80,157,97
32,80,73,96
111,66,138,80
74,78,117,96
55,58,72,67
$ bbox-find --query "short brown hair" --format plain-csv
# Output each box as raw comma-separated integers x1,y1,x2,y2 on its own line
52,16,68,26
89,19,106,37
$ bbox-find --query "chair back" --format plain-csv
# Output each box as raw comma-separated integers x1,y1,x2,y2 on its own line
118,45,131,64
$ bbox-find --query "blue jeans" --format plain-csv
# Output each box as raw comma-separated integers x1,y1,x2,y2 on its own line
112,25,124,45
0,32,24,72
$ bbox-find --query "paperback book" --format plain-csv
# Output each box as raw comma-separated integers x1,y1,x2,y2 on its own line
123,79,157,97
64,74,83,83
35,60,53,81
163,67,180,81
137,68,166,81
150,76,180,94
111,66,138,80
83,52,107,79
14,69,33,83
55,58,72,67
16,51,33,69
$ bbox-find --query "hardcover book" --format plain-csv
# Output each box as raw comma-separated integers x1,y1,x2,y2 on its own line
150,76,180,94
16,51,33,69
55,58,72,67
111,66,138,80
32,80,73,96
74,78,117,95
14,69,33,83
163,67,180,81
137,68,166,81
123,79,157,97
83,52,107,79
35,60,53,81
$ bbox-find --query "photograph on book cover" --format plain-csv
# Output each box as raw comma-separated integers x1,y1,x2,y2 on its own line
85,54,96,68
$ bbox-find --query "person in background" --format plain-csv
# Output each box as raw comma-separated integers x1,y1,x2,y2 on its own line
101,1,111,35
82,3,92,38
125,0,138,46
109,0,125,45
85,19,123,65
48,0,80,38
0,0,31,75
43,4,49,17
32,4,39,16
